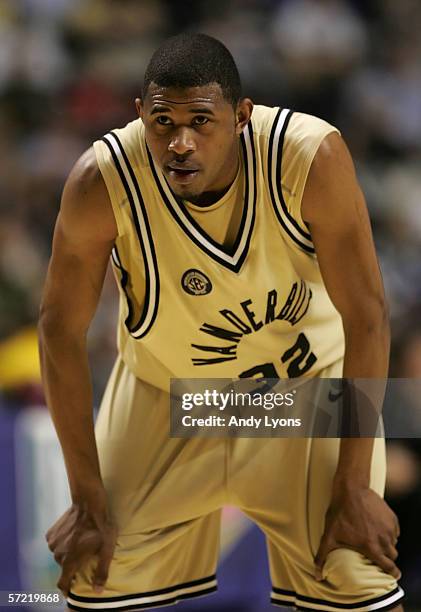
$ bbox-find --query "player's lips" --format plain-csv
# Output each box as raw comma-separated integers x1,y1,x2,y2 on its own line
166,163,200,185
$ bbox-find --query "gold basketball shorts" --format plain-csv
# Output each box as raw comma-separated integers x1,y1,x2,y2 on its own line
67,357,404,611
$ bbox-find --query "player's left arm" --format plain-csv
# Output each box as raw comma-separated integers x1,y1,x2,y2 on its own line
302,132,400,581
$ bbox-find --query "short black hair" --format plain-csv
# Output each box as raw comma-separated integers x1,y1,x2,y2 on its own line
142,33,242,107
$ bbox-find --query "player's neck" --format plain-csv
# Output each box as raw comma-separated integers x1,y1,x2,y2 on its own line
179,185,231,207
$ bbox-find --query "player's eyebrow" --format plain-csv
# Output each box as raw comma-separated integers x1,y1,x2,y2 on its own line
150,104,172,115
187,107,215,115
150,104,216,115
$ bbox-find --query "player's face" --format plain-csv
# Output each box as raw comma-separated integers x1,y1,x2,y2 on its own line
137,83,252,203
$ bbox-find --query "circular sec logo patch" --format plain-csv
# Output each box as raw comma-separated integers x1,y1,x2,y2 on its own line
181,269,212,296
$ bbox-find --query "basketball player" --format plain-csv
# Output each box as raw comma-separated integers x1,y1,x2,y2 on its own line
39,34,404,611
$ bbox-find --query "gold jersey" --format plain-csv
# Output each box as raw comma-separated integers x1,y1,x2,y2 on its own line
93,105,345,391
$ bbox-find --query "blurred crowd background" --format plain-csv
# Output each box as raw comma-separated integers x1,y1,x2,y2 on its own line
0,0,420,607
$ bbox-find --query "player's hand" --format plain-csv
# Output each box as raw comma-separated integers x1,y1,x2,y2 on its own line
46,499,117,597
314,486,400,581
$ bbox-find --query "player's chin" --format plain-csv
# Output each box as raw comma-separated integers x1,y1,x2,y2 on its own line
169,177,203,199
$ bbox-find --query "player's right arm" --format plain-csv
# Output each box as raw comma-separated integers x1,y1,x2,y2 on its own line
38,148,118,596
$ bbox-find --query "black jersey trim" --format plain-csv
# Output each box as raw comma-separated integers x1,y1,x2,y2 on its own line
291,602,405,612
107,131,160,337
270,599,296,609
271,585,404,611
110,246,134,328
268,108,315,255
67,574,217,610
102,133,159,339
274,111,312,240
239,119,257,270
146,123,256,273
102,135,151,337
67,587,217,611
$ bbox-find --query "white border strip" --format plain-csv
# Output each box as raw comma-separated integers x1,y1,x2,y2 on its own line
67,578,217,610
111,247,120,268
104,134,157,339
270,108,314,250
271,586,404,612
234,125,255,260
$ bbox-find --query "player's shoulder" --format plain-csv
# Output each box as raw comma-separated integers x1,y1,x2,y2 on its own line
65,146,106,202
282,111,341,172
96,117,147,169
60,147,117,242
249,104,280,136
250,104,339,145
285,111,339,147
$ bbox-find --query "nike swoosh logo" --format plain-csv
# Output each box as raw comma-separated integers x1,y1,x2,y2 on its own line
328,390,344,402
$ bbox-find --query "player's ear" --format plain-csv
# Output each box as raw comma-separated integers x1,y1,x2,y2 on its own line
135,98,144,119
235,98,253,135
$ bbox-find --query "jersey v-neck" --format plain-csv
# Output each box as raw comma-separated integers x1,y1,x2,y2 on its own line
147,121,257,273
183,156,244,250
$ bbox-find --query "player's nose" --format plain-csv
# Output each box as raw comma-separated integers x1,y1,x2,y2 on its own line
168,127,196,156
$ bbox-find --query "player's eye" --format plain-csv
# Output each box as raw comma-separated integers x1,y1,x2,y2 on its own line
156,116,172,125
193,116,209,126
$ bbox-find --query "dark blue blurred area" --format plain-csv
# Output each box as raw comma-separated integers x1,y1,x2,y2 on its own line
169,525,275,612
0,406,20,591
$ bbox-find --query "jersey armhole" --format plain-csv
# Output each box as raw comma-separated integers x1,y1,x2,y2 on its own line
283,122,340,234
93,139,126,238
267,109,315,254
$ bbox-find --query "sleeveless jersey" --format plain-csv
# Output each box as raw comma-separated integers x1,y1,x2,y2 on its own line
93,106,345,391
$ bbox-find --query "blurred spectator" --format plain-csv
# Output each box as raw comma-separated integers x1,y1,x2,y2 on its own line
199,2,282,104
342,36,421,157
272,0,367,72
271,0,368,119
